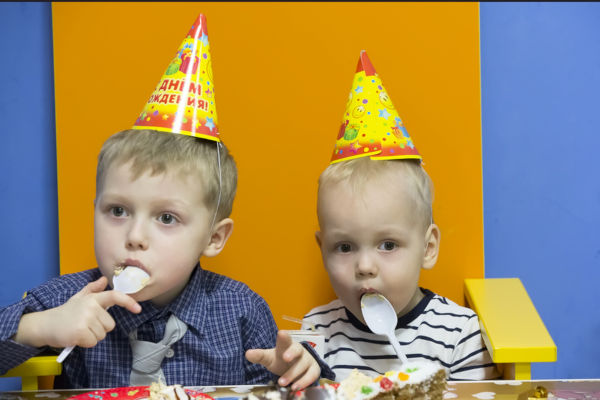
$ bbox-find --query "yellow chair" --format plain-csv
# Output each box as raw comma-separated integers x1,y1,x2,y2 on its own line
464,278,557,380
1,355,61,391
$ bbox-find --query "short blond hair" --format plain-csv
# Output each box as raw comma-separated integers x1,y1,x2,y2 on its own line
318,157,434,230
96,129,237,220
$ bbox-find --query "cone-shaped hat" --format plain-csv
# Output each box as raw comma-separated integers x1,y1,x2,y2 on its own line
330,51,421,164
133,14,219,141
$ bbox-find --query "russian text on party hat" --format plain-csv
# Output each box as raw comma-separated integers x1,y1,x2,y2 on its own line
133,14,219,141
330,51,421,164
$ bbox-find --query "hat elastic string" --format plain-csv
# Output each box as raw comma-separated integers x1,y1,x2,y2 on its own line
209,141,223,235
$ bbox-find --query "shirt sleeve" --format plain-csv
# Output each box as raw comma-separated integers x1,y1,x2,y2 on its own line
241,293,279,384
448,314,502,380
0,294,48,373
0,271,94,375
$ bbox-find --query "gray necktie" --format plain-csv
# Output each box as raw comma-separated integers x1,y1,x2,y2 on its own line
129,314,188,385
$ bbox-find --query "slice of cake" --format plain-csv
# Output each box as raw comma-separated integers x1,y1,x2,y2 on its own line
149,381,191,400
245,362,446,400
335,362,447,400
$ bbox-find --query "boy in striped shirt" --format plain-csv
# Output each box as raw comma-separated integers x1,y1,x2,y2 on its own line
302,51,500,381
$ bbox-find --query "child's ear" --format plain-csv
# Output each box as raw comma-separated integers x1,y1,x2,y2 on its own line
315,231,322,248
203,218,234,257
422,223,441,270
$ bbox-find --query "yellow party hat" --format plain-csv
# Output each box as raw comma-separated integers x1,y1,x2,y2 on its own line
133,14,219,141
330,51,421,164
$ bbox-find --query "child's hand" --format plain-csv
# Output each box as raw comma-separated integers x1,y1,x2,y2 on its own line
246,330,321,391
14,276,141,348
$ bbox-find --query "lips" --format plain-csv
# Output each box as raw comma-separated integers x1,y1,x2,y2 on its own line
115,259,150,275
358,288,380,299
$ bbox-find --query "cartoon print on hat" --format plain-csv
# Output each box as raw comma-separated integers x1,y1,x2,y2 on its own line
330,51,421,164
133,14,219,142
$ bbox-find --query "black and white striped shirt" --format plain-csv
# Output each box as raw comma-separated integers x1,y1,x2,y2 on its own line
302,288,500,381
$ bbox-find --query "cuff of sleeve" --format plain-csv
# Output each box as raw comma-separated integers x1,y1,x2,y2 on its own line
300,341,336,383
0,339,44,375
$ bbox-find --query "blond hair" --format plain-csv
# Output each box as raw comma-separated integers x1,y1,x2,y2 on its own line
318,157,434,230
96,129,237,221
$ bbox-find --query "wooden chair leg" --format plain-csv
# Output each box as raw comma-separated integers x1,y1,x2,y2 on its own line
39,375,55,390
502,362,532,380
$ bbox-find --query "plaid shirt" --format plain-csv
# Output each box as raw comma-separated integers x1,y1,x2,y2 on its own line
0,265,279,388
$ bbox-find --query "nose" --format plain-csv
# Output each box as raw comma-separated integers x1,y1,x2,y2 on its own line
126,218,149,251
356,251,378,278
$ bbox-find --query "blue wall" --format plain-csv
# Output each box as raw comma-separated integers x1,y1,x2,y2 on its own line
1,2,599,390
480,3,600,379
0,2,58,390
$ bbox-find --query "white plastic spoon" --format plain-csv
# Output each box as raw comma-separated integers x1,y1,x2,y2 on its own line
112,266,150,294
361,293,409,364
56,266,150,363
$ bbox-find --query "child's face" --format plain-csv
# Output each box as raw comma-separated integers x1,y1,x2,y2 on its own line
316,170,438,324
94,161,214,306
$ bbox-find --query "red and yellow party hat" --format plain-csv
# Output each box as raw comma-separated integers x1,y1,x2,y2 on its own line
133,14,219,141
330,51,421,164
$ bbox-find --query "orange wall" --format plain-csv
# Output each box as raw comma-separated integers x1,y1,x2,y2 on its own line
52,2,483,329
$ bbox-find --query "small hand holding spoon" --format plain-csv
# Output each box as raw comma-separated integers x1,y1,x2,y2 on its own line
361,293,409,364
56,266,149,363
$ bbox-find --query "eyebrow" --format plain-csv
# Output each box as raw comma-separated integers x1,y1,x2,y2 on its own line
99,192,191,210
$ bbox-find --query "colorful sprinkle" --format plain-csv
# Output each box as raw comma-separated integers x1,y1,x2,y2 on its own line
361,386,373,395
398,372,410,381
379,377,393,391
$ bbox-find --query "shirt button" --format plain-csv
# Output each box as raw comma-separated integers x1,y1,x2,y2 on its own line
165,348,175,358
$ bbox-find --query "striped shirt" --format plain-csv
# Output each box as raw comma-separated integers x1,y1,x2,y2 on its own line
302,288,501,381
0,265,279,387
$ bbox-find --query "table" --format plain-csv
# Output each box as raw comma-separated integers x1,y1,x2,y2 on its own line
1,380,599,400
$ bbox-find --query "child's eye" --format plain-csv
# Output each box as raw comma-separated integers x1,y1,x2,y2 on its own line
110,206,127,217
378,241,397,251
336,243,353,253
158,213,177,225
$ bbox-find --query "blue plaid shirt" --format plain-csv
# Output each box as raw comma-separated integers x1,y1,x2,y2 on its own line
0,265,280,388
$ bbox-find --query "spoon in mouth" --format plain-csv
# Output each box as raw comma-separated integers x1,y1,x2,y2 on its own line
56,266,149,363
112,266,150,294
361,293,409,364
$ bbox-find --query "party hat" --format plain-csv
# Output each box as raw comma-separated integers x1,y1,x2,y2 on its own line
330,51,421,164
133,14,219,141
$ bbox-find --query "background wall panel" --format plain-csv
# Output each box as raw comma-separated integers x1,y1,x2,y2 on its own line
51,2,483,329
480,2,600,379
0,2,58,390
